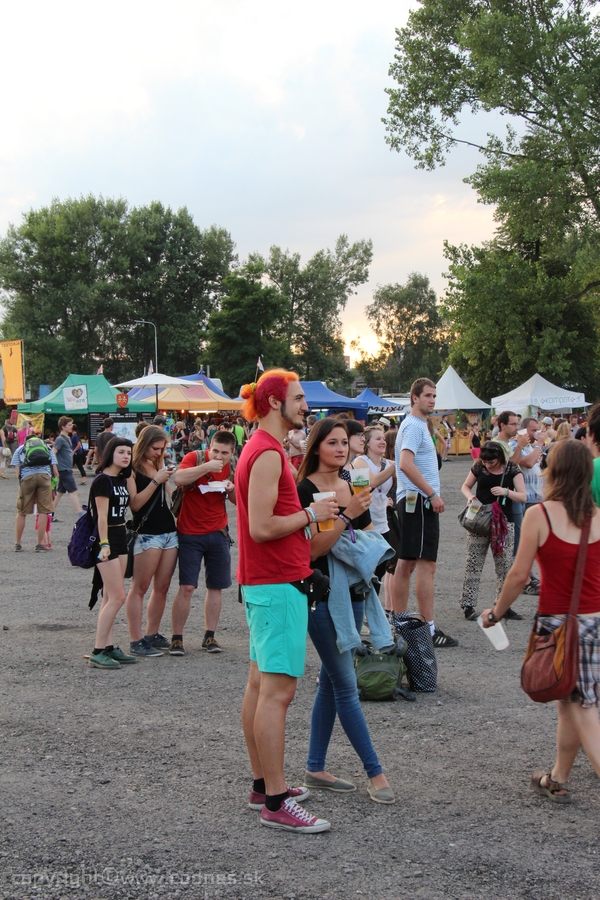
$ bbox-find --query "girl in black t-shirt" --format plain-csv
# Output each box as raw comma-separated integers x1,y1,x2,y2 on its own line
459,441,526,621
88,437,136,669
125,425,177,656
296,418,395,805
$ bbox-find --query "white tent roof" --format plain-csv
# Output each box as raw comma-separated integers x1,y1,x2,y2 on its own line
434,366,490,411
492,374,588,412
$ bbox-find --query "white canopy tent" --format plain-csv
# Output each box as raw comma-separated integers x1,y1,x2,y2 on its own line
434,366,490,411
492,374,588,415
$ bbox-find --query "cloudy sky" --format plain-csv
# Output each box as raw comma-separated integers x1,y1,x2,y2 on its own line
0,0,497,359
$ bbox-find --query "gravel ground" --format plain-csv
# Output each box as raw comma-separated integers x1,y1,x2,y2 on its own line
1,459,599,900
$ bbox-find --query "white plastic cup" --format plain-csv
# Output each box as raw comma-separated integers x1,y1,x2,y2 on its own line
477,615,509,650
313,492,336,531
466,498,482,521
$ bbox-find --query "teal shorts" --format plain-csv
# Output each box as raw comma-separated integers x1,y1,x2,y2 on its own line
243,583,308,678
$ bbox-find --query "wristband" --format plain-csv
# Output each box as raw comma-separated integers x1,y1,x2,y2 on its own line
505,488,509,497
151,478,159,486
304,507,317,524
99,540,109,548
427,491,438,500
338,513,356,543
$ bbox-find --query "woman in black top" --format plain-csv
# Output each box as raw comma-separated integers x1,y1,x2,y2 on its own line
125,426,177,656
469,423,482,459
459,441,526,621
296,418,395,804
88,437,136,669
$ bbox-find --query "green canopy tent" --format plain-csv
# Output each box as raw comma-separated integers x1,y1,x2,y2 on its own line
18,374,150,414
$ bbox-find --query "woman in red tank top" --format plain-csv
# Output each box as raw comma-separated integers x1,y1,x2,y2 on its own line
482,440,600,804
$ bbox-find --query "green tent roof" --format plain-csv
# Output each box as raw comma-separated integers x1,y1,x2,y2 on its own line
18,374,151,414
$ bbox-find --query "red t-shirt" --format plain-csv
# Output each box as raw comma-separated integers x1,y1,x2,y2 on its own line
236,429,311,586
177,449,231,536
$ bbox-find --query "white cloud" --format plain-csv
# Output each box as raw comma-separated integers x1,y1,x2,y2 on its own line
0,0,498,368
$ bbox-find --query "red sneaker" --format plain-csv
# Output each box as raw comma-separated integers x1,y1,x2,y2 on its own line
260,797,330,833
248,786,309,810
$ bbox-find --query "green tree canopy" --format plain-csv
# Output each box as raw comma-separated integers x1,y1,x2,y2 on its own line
205,266,293,397
385,0,600,397
0,195,235,392
250,235,372,384
353,273,448,392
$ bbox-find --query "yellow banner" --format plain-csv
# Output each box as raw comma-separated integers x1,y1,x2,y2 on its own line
17,412,44,435
0,340,25,404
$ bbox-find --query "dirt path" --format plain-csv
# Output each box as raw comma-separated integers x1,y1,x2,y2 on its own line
1,459,599,900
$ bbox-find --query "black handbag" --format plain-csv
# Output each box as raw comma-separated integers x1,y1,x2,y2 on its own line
124,485,163,579
458,467,507,537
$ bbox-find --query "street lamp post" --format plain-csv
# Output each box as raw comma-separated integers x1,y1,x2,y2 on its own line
134,319,159,411
134,319,158,374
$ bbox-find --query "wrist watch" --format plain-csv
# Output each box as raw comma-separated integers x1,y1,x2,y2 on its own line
487,610,499,623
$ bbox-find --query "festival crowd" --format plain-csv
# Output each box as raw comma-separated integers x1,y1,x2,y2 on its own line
5,371,600,831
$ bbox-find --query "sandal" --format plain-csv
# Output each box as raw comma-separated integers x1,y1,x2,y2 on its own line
531,771,572,804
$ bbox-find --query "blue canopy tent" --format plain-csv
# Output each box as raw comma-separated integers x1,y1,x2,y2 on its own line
355,388,407,416
300,381,369,419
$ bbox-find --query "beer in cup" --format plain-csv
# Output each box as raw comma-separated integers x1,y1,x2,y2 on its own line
405,490,418,513
313,492,336,532
349,469,370,495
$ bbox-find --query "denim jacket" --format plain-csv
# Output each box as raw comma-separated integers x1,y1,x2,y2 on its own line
326,529,394,654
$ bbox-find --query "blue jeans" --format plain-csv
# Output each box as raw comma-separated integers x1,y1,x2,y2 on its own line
306,599,383,778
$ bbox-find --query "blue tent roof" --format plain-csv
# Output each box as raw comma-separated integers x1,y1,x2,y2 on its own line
300,381,368,413
355,388,406,410
129,370,232,402
179,370,230,398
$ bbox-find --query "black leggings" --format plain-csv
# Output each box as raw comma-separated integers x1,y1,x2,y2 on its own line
73,453,86,479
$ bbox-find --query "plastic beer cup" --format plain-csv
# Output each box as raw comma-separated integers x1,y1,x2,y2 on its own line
477,615,509,650
312,492,336,532
405,490,418,513
466,498,482,521
350,469,370,495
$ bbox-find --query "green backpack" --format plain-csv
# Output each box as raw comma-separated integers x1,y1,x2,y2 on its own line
22,437,51,468
354,643,415,702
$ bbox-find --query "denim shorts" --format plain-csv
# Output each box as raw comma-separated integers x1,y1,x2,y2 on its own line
56,469,78,494
133,531,179,556
243,583,308,678
178,530,231,590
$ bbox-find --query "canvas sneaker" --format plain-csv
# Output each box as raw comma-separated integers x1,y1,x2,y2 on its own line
260,797,330,833
145,632,170,650
169,639,185,656
248,786,309,811
14,543,22,552
106,646,138,664
35,544,51,552
88,650,120,669
202,636,224,653
130,639,163,658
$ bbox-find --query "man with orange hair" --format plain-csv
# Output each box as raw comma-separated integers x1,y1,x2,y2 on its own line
236,369,338,833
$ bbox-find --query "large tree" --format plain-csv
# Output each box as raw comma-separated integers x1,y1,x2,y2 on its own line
354,273,448,392
0,196,235,391
250,235,372,384
385,0,600,395
205,266,293,397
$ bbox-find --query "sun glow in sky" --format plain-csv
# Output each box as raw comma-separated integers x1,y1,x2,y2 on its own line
0,0,496,365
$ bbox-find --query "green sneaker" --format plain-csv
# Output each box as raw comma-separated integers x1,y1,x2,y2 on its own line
89,650,120,669
106,646,137,664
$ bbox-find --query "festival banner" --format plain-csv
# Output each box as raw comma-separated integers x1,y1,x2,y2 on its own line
0,340,25,404
63,384,88,411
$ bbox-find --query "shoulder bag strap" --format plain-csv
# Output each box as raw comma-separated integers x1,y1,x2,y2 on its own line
133,482,163,533
569,515,592,616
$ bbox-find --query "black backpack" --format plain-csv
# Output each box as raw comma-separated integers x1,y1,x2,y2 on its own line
22,437,51,468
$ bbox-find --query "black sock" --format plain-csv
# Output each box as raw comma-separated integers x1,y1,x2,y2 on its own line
253,778,266,794
264,791,289,812
171,634,183,642
93,648,104,655
105,645,114,653
204,630,215,640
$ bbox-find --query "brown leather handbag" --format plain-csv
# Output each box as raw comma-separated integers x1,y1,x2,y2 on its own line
521,515,591,703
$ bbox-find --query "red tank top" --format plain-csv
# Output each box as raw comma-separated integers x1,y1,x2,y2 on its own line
537,506,600,615
236,429,311,586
